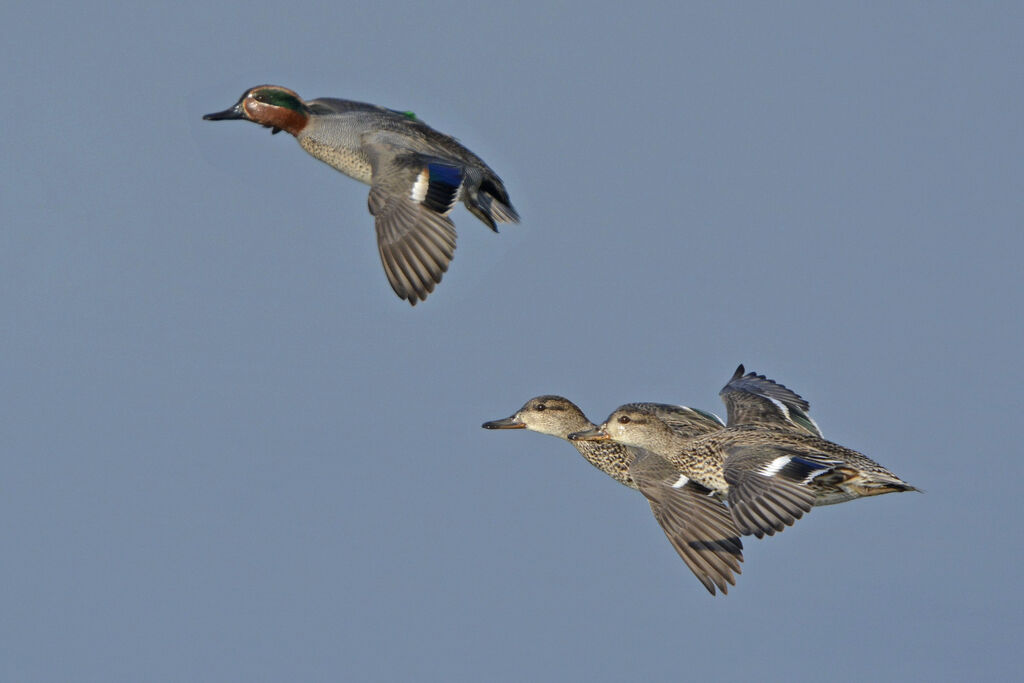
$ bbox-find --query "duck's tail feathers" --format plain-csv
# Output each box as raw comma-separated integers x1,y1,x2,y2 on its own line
484,195,520,224
465,176,518,232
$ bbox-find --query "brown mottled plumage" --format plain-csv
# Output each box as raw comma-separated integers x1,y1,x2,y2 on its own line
483,396,741,596
570,366,918,540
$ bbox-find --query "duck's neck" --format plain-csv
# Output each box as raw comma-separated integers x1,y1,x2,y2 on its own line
570,437,637,488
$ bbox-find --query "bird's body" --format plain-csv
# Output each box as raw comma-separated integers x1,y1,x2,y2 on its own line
483,396,741,595
483,396,725,487
204,85,518,304
570,366,918,539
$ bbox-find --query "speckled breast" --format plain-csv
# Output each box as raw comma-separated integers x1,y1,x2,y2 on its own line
298,137,373,185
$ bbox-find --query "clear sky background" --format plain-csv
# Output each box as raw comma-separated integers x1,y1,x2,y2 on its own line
2,2,1021,681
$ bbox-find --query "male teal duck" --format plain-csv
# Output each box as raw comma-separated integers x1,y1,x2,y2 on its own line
570,366,918,540
483,396,742,596
204,85,518,305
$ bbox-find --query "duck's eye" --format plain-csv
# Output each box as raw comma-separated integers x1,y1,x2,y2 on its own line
618,415,631,424
535,404,546,412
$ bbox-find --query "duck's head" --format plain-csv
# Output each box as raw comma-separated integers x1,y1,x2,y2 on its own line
203,85,310,136
482,396,591,439
569,406,667,448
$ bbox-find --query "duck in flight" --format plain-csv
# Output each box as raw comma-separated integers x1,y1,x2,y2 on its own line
570,365,918,540
484,396,741,595
204,85,518,305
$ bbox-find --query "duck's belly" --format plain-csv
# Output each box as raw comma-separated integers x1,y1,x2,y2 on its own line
299,137,373,185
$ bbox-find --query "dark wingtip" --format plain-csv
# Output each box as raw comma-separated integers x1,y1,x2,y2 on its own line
732,364,745,380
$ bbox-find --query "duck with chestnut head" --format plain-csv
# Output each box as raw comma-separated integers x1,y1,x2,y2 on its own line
205,85,518,305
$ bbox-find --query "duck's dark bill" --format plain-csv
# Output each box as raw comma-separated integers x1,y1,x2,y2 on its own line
203,105,245,121
482,417,524,429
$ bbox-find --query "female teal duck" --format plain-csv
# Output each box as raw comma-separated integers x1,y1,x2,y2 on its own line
483,396,742,595
204,85,518,305
570,366,918,540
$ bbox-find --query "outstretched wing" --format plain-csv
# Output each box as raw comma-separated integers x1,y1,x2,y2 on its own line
719,365,822,437
363,141,462,305
629,450,743,595
723,443,838,538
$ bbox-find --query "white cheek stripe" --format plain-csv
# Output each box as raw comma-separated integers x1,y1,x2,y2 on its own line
410,169,429,202
760,456,791,477
671,474,689,488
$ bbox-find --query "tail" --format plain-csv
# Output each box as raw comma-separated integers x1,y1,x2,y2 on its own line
838,467,921,497
465,175,519,231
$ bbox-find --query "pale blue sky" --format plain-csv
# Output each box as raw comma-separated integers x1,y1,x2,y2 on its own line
2,2,1021,681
